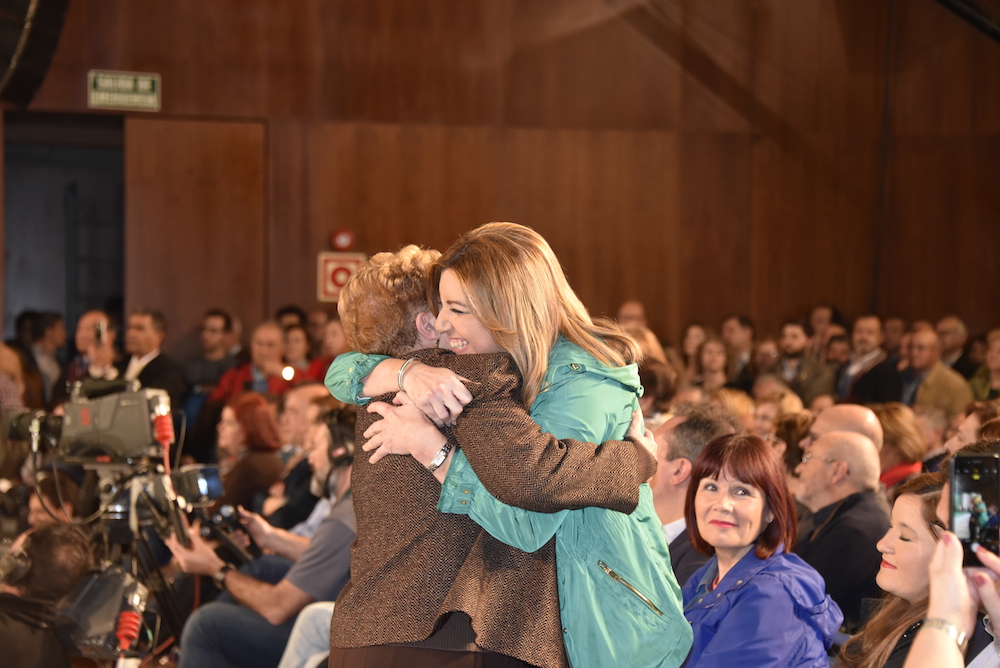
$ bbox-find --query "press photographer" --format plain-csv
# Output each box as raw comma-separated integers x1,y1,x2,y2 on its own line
0,524,94,668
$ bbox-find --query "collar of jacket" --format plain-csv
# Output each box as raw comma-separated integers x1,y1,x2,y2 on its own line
686,544,786,609
540,336,641,396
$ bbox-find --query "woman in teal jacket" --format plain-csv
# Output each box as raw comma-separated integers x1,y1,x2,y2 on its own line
327,222,691,668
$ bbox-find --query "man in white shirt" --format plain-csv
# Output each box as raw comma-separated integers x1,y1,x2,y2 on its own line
116,308,186,409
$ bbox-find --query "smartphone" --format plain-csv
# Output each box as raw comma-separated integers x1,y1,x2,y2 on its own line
950,453,1000,567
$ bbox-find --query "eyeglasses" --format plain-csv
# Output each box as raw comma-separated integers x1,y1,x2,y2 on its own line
800,452,838,466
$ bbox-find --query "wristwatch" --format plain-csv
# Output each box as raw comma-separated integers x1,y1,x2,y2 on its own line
212,563,235,591
426,441,454,473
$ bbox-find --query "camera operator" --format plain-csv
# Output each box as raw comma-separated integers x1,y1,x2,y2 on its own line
26,470,79,528
164,407,355,668
0,524,94,668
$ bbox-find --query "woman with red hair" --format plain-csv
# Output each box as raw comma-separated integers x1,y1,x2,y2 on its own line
214,392,284,511
682,433,842,667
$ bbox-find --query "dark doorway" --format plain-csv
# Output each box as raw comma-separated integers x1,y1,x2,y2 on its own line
3,111,125,344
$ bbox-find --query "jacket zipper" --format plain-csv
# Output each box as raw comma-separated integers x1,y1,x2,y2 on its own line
598,561,663,616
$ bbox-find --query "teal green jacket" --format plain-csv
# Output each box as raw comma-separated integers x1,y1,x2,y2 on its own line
326,339,692,668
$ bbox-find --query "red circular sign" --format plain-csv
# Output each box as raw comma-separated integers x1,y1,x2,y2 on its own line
331,229,356,250
331,267,352,287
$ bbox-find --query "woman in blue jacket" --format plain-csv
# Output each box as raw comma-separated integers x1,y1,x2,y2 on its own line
681,433,843,668
328,222,691,668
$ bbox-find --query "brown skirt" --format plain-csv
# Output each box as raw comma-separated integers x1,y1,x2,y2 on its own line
328,646,533,668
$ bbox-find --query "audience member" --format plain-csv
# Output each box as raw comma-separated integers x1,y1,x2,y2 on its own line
871,403,926,497
119,308,187,410
211,322,293,402
649,403,741,585
839,315,903,404
810,393,835,413
753,337,780,377
616,299,648,329
214,393,285,511
691,335,730,394
981,416,1000,442
794,431,889,630
936,315,978,380
0,524,94,668
682,433,842,666
883,317,907,361
182,309,238,408
970,329,1000,401
56,310,119,405
264,384,339,529
968,332,988,367
282,324,325,382
709,388,755,431
276,305,308,330
0,343,25,411
320,316,348,361
165,423,354,668
720,314,755,394
810,303,844,356
913,406,949,471
753,390,804,441
825,333,851,368
774,411,815,491
777,319,835,405
306,308,329,359
637,358,675,431
800,403,885,453
26,471,79,527
943,400,1000,456
839,473,944,668
681,323,709,384
902,329,974,423
673,384,706,406
29,312,66,407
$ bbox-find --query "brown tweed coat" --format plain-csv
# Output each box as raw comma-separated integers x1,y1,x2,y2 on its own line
329,349,656,668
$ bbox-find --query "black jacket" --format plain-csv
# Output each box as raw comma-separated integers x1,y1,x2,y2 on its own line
668,526,709,589
0,593,70,668
845,356,903,404
117,353,187,411
793,490,890,631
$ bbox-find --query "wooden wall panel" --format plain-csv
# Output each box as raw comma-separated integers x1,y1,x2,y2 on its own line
8,0,998,347
125,118,266,358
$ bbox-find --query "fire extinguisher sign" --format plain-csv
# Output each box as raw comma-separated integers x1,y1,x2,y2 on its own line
318,252,366,302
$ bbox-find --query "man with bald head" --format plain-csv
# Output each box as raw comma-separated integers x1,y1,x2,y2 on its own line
801,403,884,453
901,328,973,423
793,431,889,631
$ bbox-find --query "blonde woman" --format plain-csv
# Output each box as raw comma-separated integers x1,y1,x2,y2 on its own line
871,403,927,497
328,223,691,668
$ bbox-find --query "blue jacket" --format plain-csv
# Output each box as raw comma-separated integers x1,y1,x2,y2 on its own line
682,547,842,668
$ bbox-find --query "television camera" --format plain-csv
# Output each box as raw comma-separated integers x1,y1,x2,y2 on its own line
3,379,252,664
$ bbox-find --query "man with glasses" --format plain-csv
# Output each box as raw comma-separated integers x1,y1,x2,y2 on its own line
792,431,888,631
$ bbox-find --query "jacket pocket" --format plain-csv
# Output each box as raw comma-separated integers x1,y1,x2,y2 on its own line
598,560,663,616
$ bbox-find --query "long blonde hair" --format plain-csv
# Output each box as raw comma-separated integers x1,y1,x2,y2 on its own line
839,473,944,667
430,222,640,407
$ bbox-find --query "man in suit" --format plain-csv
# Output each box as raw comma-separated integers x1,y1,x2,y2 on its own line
649,403,741,586
721,314,755,394
837,315,903,404
902,328,974,424
118,308,186,410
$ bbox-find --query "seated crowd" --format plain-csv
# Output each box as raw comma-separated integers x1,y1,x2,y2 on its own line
0,296,998,668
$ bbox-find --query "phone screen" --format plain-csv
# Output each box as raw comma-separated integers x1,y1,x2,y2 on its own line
951,454,1000,567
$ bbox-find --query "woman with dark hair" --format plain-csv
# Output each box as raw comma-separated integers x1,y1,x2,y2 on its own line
691,336,730,394
214,392,284,511
839,473,946,668
682,433,842,667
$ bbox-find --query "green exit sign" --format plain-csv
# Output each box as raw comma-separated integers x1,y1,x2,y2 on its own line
87,70,161,111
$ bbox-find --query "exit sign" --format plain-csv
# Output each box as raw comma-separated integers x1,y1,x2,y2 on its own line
87,70,161,111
